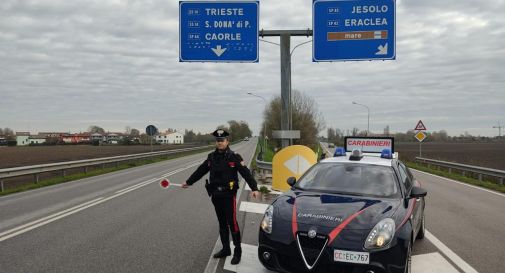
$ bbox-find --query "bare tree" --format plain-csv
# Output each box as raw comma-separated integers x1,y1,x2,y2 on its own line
263,90,325,149
88,125,105,134
130,128,140,137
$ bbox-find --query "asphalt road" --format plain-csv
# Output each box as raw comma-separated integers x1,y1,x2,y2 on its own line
0,140,258,273
1,140,503,273
411,169,505,273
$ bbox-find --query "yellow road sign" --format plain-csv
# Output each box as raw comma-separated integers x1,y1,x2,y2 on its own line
415,131,427,142
272,145,317,191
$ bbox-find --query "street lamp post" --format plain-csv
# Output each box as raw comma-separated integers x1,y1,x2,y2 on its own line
352,101,370,136
247,92,268,151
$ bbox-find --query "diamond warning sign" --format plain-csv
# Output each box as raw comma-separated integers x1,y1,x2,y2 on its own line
415,120,427,131
415,131,427,142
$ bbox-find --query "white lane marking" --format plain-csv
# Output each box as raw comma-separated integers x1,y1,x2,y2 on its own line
0,196,105,242
0,197,104,239
224,244,462,273
412,169,505,198
239,202,269,214
426,230,478,273
204,141,256,273
114,160,202,194
115,178,159,194
161,161,202,177
412,252,460,273
224,243,273,273
0,159,206,242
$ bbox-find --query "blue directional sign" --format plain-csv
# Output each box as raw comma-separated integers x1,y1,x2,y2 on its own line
179,1,259,62
313,0,395,62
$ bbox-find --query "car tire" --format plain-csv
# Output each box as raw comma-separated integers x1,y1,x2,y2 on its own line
404,240,412,273
416,215,425,240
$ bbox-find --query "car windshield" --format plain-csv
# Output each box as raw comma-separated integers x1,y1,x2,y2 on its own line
296,163,400,198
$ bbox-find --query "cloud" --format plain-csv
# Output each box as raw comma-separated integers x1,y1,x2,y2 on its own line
0,0,503,137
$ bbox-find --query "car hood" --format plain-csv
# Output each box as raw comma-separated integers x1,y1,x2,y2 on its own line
274,191,401,230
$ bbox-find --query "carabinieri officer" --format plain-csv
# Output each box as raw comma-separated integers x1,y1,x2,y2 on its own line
181,129,260,265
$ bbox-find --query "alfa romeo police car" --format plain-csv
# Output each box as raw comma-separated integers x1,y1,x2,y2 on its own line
258,137,427,273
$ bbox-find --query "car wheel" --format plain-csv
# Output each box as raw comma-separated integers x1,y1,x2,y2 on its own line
416,215,425,240
404,241,412,273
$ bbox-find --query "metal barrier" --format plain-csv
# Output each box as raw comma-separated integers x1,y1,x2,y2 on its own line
0,145,213,192
255,158,272,183
415,157,505,185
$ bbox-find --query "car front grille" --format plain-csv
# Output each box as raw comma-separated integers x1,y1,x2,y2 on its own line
296,232,328,270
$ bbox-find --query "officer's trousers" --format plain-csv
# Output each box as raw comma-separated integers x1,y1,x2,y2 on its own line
211,194,241,250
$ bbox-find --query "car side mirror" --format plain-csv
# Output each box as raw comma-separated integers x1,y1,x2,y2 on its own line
409,186,427,198
287,177,297,187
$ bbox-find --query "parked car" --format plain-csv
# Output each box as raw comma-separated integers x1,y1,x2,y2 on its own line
258,139,427,273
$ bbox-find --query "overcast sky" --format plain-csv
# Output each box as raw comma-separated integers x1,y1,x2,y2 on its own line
1,0,504,137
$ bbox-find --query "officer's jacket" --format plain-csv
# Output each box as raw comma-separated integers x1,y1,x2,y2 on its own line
186,147,258,192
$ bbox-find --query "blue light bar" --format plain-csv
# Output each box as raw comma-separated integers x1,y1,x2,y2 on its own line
381,149,393,159
334,147,346,157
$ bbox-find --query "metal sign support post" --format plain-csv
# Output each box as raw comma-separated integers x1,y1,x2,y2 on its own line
260,29,313,148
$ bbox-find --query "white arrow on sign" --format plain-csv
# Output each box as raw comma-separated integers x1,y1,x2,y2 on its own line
284,155,311,176
211,45,227,57
375,43,388,55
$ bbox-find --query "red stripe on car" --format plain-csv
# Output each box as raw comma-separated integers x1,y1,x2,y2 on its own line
292,202,298,239
396,198,416,231
328,207,369,244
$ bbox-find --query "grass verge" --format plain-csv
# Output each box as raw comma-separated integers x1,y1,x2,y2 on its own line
405,161,505,194
0,148,212,196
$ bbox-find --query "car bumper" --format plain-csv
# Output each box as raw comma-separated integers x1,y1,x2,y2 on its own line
258,232,408,273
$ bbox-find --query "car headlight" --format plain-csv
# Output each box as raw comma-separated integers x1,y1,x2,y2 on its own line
260,205,274,234
364,218,395,249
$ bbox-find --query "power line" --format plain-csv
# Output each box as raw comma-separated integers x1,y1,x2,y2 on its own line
493,124,503,137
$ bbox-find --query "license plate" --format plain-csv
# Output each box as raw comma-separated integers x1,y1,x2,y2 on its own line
334,249,370,264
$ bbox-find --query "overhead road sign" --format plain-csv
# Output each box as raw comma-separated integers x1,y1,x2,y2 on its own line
415,120,427,131
179,1,259,62
313,0,396,61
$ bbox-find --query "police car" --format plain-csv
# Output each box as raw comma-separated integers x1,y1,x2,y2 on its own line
258,137,427,273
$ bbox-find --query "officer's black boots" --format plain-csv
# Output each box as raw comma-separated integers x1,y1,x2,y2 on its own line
231,232,242,265
213,248,231,258
214,229,231,258
231,247,242,265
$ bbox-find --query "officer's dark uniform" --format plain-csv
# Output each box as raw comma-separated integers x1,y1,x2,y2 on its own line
185,129,258,265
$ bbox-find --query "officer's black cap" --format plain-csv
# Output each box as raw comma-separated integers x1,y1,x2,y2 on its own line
212,129,229,140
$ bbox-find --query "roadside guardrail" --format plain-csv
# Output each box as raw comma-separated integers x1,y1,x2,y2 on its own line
0,145,213,192
255,158,272,183
415,157,505,185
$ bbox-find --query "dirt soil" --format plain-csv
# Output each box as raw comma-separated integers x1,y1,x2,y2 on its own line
0,144,203,169
395,141,505,170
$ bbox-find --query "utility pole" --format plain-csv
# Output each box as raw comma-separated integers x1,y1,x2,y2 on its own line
493,124,503,137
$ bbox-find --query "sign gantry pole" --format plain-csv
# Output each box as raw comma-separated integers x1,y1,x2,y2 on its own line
260,30,313,148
